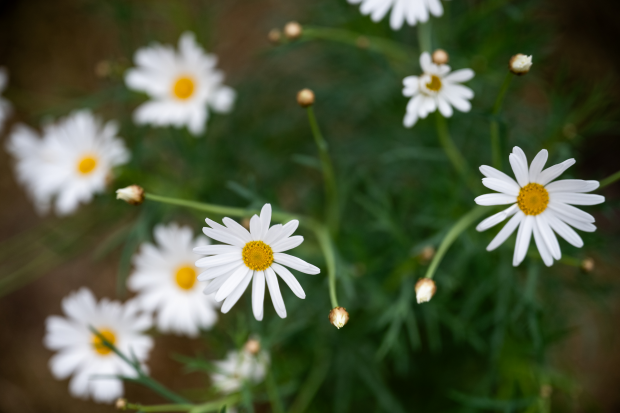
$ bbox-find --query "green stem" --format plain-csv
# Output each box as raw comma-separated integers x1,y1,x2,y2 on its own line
599,170,620,189
417,21,432,53
424,206,487,280
435,112,475,191
490,73,513,169
314,225,338,308
125,403,195,412
306,106,339,236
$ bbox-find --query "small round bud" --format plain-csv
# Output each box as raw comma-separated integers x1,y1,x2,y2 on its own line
329,307,349,329
581,257,594,273
415,278,436,304
418,246,435,264
115,398,127,410
509,54,533,75
244,338,261,355
296,88,315,108
268,28,282,44
432,49,449,65
356,36,370,49
116,185,144,205
95,60,111,78
284,21,302,40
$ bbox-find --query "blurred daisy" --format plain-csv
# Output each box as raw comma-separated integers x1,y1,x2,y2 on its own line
0,67,11,132
128,222,219,337
44,288,153,403
402,52,474,128
348,0,445,30
194,203,320,320
210,347,269,394
125,31,235,136
475,147,604,267
6,110,130,215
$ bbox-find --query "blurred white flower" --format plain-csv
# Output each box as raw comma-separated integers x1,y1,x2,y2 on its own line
509,54,533,75
211,348,269,394
414,278,436,303
5,110,130,215
475,147,604,267
125,31,235,136
44,288,153,403
0,67,12,132
128,222,219,337
402,52,474,127
194,203,320,320
348,0,445,30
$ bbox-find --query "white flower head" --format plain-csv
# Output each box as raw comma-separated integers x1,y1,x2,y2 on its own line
0,67,12,133
128,223,219,337
125,31,235,136
194,203,320,320
44,288,153,403
402,52,474,128
475,147,605,267
509,54,533,75
210,348,269,394
5,110,130,216
348,0,445,30
116,185,144,205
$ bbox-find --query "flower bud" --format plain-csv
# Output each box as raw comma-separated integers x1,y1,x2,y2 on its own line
509,54,532,75
329,307,349,329
581,257,594,273
432,49,449,65
415,278,436,304
268,28,282,44
297,88,315,108
417,246,435,264
115,398,127,410
115,185,144,205
244,338,261,355
284,21,302,40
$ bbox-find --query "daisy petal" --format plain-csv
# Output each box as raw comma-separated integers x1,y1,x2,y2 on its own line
536,159,576,186
476,204,518,232
479,165,520,187
474,193,517,206
481,178,520,196
487,211,523,251
273,253,320,274
536,214,561,260
193,245,240,255
197,262,243,281
249,215,262,241
222,218,252,243
513,215,534,266
271,263,306,299
545,180,594,193
202,228,245,247
203,270,234,295
532,222,554,267
444,68,475,83
221,271,253,314
195,252,241,268
252,271,265,321
270,220,299,244
545,212,583,248
263,224,283,245
265,267,287,318
271,235,304,253
215,266,251,302
259,204,272,239
509,153,529,187
549,193,605,206
528,149,548,183
547,201,595,223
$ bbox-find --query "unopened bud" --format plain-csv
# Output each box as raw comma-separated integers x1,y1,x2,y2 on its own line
244,338,261,355
415,278,436,304
432,49,449,65
268,28,282,44
418,246,435,264
115,398,127,410
329,307,349,329
297,88,315,108
581,257,594,273
509,54,532,75
284,21,302,40
115,185,144,205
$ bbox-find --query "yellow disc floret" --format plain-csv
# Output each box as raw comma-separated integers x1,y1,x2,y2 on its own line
426,75,442,92
92,329,116,356
517,183,549,215
242,241,274,271
77,156,97,175
175,265,197,290
173,76,195,100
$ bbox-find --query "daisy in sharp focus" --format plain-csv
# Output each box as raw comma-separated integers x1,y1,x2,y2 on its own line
44,288,153,403
6,110,130,215
125,31,235,136
194,203,320,320
0,67,12,132
348,0,445,30
475,147,605,267
402,52,474,128
210,347,269,394
128,222,219,337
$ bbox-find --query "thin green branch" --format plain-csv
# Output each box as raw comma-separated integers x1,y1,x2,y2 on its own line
435,112,476,191
599,170,620,189
417,21,432,53
490,73,513,169
314,225,339,308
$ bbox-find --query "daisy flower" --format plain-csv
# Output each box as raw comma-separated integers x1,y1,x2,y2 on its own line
475,147,605,267
44,288,153,403
128,222,219,337
125,31,235,136
210,348,269,394
348,0,445,30
0,67,11,132
402,52,474,128
6,110,130,215
194,203,320,320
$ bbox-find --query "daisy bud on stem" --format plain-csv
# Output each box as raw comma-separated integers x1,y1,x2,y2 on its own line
329,307,349,329
284,21,302,40
417,245,435,264
268,28,282,44
115,398,127,410
116,185,144,205
581,257,595,273
244,338,261,355
415,278,436,304
432,49,449,65
509,54,533,76
297,88,315,108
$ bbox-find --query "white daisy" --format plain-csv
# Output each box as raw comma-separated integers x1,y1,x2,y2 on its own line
194,203,320,320
348,0,445,30
44,288,153,403
5,110,130,216
210,348,269,394
0,67,11,132
402,52,474,128
475,147,605,267
128,222,219,337
125,31,235,136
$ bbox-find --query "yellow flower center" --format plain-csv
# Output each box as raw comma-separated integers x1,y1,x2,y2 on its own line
426,75,442,92
242,241,274,271
173,76,195,100
77,156,97,175
92,329,116,356
517,183,549,216
175,265,197,290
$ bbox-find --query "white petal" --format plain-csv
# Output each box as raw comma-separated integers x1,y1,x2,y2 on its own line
479,165,520,187
221,271,253,314
270,220,299,244
249,215,262,241
195,252,241,268
210,86,236,113
549,193,605,206
547,201,595,223
476,204,518,232
436,95,453,117
444,68,475,83
259,204,272,239
252,271,265,321
203,271,233,295
545,212,583,248
202,228,245,247
197,262,243,281
553,212,597,233
273,253,320,274
420,52,433,73
545,180,599,193
513,215,534,266
271,235,304,253
536,159,576,186
222,218,253,243
389,0,406,30
474,193,517,206
263,224,283,245
528,149,548,183
536,214,561,260
487,211,523,251
509,153,529,187
193,245,240,255
532,221,554,267
481,178,520,196
512,146,528,168
265,267,286,318
271,262,306,299
215,266,251,302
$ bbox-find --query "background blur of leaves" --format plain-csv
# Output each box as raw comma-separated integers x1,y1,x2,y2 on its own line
1,0,619,412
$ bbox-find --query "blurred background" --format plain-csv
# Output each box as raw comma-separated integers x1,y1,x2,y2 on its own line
0,0,619,412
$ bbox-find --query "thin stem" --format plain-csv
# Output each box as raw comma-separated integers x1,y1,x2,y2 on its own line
599,170,620,189
125,403,195,412
314,225,338,308
424,206,487,280
306,106,339,235
490,73,513,169
417,21,432,53
435,112,475,191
